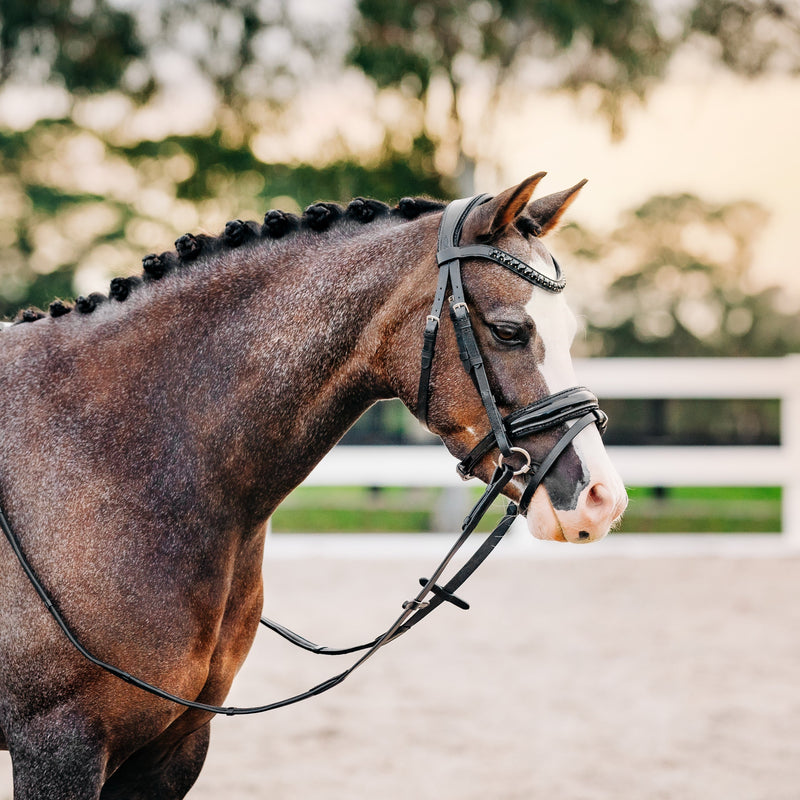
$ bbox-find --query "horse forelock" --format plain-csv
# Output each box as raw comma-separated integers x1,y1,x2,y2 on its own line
9,196,447,326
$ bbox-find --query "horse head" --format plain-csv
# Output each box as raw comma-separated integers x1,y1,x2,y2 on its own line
386,174,627,543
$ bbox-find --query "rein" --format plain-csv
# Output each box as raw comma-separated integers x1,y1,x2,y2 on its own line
0,195,608,716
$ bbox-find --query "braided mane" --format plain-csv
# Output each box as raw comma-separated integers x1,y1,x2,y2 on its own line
13,196,446,324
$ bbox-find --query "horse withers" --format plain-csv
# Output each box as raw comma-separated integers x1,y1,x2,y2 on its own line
0,175,626,799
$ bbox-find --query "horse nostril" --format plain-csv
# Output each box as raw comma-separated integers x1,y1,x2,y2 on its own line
582,481,626,526
587,482,609,507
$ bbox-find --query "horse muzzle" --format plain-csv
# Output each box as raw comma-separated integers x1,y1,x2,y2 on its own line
523,479,628,543
521,421,628,543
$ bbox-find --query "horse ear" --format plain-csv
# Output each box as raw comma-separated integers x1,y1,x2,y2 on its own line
469,172,548,239
526,179,588,237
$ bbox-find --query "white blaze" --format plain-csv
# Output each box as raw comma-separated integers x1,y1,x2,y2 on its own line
522,251,627,541
525,290,578,395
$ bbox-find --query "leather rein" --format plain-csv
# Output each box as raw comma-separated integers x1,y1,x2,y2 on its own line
0,195,608,715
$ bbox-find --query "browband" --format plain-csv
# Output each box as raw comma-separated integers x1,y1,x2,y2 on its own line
435,244,565,293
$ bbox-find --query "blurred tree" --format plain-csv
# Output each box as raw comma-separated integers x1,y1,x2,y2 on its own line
1,0,799,337
350,0,671,187
349,0,800,190
0,118,448,319
0,0,449,318
569,193,800,356
0,0,349,109
0,0,145,94
687,0,800,75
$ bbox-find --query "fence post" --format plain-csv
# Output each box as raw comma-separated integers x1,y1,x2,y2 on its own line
782,354,800,546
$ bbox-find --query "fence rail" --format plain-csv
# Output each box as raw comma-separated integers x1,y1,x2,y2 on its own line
302,356,800,544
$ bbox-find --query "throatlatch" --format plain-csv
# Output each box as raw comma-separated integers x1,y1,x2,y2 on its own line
0,193,609,716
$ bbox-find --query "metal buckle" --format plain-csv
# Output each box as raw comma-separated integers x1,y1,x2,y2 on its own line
497,446,532,476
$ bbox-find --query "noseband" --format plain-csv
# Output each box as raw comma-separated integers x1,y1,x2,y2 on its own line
0,194,610,717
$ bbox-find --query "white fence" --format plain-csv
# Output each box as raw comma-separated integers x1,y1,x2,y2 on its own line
302,356,800,544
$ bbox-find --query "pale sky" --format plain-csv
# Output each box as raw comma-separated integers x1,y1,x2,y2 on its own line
493,59,800,304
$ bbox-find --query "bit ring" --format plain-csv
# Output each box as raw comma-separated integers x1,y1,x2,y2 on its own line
497,447,532,476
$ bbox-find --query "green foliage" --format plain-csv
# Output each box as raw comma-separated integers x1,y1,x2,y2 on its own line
528,0,668,83
0,0,144,93
351,0,671,139
352,0,667,81
121,131,448,205
0,0,351,111
617,486,781,533
270,484,782,534
25,184,105,214
271,486,437,533
0,114,451,319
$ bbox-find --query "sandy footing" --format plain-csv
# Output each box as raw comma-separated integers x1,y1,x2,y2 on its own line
2,548,799,799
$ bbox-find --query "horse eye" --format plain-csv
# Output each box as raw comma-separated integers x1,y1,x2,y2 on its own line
490,324,525,345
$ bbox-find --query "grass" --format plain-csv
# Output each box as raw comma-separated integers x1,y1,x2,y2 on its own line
271,486,440,533
270,485,782,534
616,486,781,533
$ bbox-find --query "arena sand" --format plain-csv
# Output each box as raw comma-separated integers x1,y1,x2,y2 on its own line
1,547,798,799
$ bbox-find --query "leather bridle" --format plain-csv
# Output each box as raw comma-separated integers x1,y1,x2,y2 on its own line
417,193,607,513
0,194,609,716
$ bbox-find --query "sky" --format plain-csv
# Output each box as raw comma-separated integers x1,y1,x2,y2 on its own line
494,54,800,304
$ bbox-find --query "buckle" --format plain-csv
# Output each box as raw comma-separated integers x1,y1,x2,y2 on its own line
456,460,474,480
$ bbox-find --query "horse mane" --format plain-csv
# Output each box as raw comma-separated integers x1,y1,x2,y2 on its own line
13,195,446,324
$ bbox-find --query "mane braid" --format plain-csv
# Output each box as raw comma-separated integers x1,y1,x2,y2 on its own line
302,202,344,232
142,253,170,280
75,293,107,314
263,209,299,239
15,308,46,323
395,197,445,220
223,219,260,247
347,198,390,223
49,300,72,317
9,194,447,323
109,276,141,302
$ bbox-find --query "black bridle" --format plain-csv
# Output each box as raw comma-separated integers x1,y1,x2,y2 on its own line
417,193,607,512
0,195,608,716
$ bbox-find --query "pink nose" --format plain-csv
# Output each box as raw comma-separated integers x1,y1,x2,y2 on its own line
574,481,628,542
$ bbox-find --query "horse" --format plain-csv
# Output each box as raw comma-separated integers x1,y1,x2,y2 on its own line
0,173,627,799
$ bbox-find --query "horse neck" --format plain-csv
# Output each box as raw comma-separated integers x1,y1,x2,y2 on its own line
65,218,436,530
